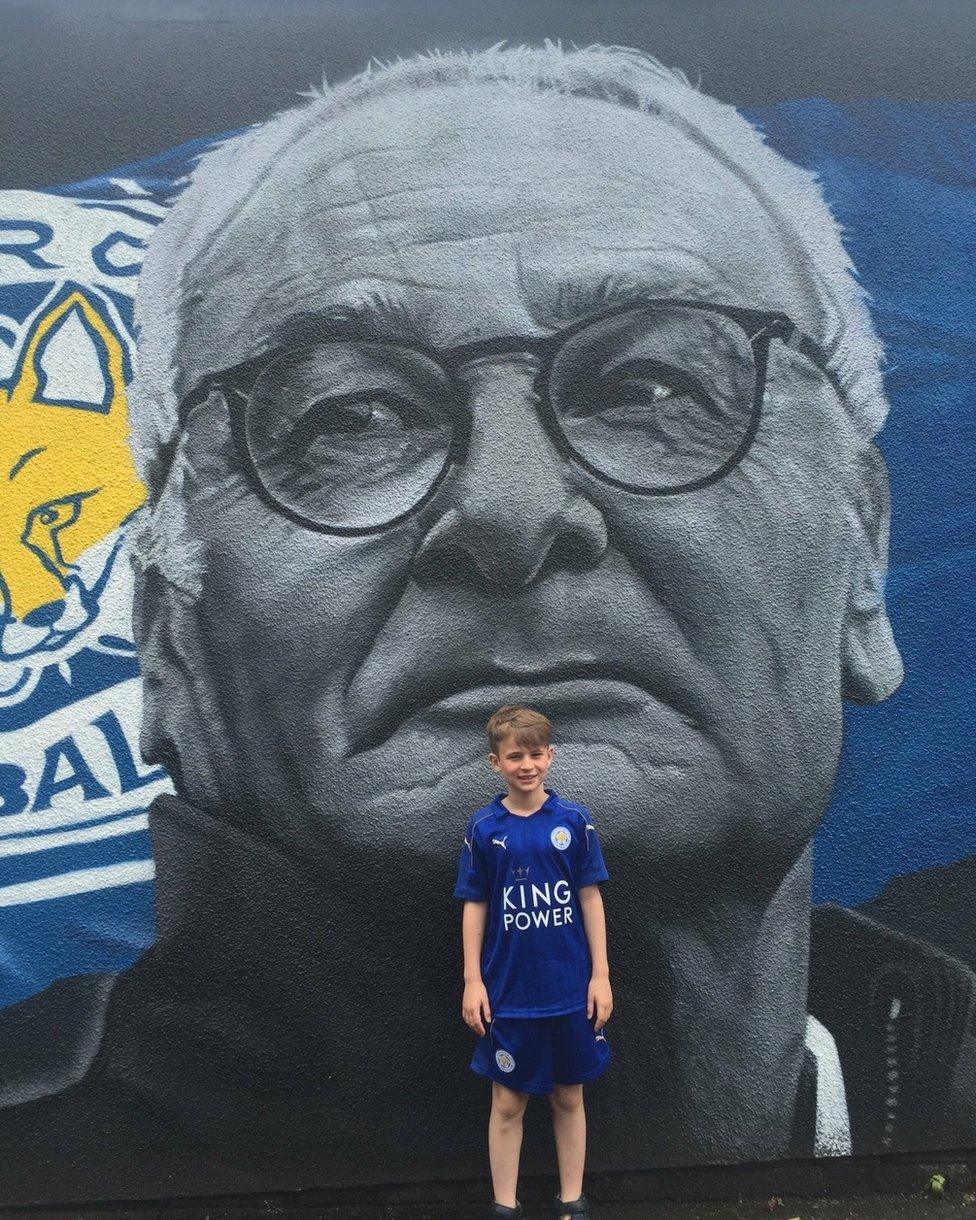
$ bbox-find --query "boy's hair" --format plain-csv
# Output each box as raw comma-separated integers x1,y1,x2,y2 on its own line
487,705,553,755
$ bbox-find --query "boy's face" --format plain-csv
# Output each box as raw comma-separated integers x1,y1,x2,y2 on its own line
489,734,556,796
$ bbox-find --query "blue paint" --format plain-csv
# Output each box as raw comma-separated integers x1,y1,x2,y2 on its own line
30,289,115,411
90,230,146,278
0,219,59,271
740,101,976,905
0,649,140,733
0,875,154,1010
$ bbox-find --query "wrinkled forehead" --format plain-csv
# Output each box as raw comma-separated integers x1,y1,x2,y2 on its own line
172,84,817,392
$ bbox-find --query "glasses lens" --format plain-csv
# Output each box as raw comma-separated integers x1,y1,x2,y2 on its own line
244,342,455,530
549,305,759,491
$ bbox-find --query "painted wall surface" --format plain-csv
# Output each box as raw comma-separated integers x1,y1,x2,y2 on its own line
0,45,975,1206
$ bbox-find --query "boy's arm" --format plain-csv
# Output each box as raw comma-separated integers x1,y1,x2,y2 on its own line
461,899,488,983
580,884,613,1028
460,899,492,1035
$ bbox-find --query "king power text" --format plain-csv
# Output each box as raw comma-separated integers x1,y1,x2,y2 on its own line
502,877,574,931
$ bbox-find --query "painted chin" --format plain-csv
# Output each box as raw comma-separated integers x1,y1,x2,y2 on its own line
301,722,762,878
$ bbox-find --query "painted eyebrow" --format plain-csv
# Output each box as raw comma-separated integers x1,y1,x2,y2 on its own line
542,274,660,324
9,446,45,480
270,277,654,350
267,294,413,349
210,280,742,399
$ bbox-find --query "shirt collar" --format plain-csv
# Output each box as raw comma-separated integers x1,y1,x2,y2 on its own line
493,786,559,816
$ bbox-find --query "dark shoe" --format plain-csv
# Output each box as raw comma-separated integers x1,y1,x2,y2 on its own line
489,1201,524,1218
554,1194,590,1217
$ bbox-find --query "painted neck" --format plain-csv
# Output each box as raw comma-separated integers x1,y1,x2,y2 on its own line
614,843,814,1163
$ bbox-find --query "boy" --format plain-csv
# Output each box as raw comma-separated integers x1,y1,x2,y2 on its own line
454,705,613,1220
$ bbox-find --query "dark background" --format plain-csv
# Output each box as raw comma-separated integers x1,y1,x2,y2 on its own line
2,0,975,190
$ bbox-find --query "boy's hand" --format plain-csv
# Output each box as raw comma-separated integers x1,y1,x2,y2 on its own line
462,979,492,1035
587,975,613,1031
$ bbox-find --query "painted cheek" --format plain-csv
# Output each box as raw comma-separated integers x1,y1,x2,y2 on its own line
204,502,414,667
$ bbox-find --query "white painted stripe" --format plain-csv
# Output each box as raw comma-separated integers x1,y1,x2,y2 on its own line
107,177,155,198
0,813,148,858
0,791,167,836
805,1013,852,1156
0,859,155,908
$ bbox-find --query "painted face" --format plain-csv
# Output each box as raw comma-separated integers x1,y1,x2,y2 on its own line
139,84,885,889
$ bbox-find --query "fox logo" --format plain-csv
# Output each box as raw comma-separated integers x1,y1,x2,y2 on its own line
0,283,145,698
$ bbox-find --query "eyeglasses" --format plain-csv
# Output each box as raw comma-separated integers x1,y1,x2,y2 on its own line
181,298,837,536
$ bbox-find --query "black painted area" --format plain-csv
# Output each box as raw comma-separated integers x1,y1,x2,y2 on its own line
2,0,976,189
861,858,976,974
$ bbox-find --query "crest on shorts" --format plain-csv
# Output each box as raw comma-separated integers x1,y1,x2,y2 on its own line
494,1049,516,1073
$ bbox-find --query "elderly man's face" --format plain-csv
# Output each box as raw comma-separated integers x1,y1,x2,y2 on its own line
143,84,875,888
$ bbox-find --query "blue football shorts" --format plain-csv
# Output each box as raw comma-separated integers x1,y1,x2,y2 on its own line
470,1006,611,1095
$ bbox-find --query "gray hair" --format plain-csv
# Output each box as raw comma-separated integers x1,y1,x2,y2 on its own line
128,42,890,590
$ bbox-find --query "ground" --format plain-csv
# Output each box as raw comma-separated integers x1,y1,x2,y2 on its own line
5,1192,976,1219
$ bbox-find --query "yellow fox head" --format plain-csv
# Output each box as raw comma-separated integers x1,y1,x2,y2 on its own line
0,284,145,670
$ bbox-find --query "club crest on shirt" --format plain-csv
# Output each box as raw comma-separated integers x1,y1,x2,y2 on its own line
551,825,571,850
495,1049,516,1073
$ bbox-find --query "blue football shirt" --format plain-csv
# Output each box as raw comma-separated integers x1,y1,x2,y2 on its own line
453,787,610,1017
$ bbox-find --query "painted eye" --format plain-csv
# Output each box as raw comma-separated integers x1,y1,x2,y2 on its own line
30,495,85,530
242,342,454,531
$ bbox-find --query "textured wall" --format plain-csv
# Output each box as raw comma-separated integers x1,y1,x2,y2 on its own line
0,43,974,1208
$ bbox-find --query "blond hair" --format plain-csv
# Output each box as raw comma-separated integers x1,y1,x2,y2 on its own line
487,705,553,755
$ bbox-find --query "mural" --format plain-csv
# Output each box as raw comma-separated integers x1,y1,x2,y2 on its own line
0,185,172,1024
1,42,975,1207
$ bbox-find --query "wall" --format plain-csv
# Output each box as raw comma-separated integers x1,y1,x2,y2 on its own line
0,43,974,1208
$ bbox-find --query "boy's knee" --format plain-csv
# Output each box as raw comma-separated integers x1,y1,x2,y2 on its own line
549,1083,584,1113
491,1081,530,1120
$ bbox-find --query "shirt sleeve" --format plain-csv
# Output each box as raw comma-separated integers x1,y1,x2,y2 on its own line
453,815,490,900
577,810,610,886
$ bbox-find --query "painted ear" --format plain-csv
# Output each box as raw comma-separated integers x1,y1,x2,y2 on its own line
840,442,904,704
6,284,129,419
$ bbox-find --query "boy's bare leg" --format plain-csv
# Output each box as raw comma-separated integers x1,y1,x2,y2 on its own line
489,1081,529,1208
550,1083,585,1215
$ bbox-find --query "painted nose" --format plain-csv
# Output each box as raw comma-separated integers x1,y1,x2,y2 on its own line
22,599,65,628
412,355,608,589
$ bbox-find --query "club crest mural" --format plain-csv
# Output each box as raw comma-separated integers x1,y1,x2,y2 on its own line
0,42,974,1211
0,187,171,1007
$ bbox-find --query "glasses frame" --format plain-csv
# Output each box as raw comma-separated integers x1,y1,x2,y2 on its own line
179,298,839,537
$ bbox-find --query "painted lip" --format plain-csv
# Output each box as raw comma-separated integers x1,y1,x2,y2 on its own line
349,663,693,755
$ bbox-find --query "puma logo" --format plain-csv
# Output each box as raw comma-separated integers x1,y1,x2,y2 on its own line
491,835,509,850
